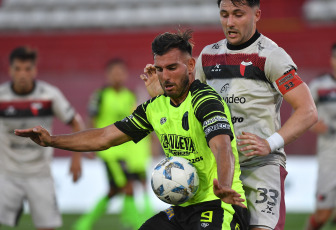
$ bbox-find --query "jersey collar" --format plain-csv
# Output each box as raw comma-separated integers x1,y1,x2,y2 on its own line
227,30,261,50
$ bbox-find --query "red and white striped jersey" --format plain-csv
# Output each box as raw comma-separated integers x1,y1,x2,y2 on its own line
196,32,303,167
0,80,75,176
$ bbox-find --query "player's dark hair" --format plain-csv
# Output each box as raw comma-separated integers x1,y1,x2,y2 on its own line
104,58,126,70
9,46,37,64
217,0,260,8
151,29,194,56
332,43,336,53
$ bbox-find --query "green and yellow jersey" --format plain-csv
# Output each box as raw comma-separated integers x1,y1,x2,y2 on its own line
88,86,151,172
115,80,246,213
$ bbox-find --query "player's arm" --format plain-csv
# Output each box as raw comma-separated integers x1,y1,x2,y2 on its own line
14,124,132,152
68,113,85,182
238,82,318,156
209,135,246,208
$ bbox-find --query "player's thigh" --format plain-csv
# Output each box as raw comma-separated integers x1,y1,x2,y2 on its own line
0,174,25,227
104,160,128,189
139,210,180,230
25,176,62,229
240,164,287,230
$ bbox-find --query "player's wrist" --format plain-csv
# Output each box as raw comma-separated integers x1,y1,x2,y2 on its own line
266,132,284,153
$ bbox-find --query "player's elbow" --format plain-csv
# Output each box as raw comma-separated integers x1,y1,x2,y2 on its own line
305,104,318,129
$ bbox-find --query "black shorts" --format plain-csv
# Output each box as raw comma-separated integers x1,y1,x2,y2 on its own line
139,199,249,230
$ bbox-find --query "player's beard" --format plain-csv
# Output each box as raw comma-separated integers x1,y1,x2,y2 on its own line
161,73,190,102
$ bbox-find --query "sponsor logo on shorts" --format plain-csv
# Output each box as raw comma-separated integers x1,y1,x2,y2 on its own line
163,207,174,220
201,223,209,228
235,223,241,230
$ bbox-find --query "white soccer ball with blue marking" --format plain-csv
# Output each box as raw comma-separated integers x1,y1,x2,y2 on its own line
151,156,199,205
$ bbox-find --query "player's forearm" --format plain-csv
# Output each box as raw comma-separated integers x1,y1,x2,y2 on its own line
278,103,317,145
216,147,234,188
50,128,110,152
210,135,234,188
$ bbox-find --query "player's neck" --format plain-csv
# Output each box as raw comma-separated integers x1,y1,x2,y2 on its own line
11,81,35,95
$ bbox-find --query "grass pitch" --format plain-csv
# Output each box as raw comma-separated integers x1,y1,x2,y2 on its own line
2,213,336,230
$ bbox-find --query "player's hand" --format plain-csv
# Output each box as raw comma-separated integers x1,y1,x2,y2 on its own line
237,131,271,157
70,152,82,182
14,126,52,147
213,179,246,208
140,64,164,97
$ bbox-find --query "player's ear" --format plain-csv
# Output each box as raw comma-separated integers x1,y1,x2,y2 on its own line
255,8,261,22
187,57,196,73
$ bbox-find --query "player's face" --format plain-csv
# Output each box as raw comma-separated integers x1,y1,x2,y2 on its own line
154,48,195,105
331,49,336,75
106,63,128,89
219,0,261,46
9,59,37,94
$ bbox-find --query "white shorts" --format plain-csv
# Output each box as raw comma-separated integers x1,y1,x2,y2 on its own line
0,173,62,228
240,164,287,230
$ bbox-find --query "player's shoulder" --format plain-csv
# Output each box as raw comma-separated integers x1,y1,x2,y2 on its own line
35,80,61,92
310,73,333,84
258,34,291,58
0,81,11,91
201,39,226,54
139,94,167,110
189,80,222,104
0,81,11,97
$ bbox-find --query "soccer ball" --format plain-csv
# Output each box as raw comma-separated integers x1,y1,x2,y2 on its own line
151,156,199,205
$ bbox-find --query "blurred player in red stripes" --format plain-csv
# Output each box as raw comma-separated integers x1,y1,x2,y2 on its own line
305,43,336,230
0,46,85,230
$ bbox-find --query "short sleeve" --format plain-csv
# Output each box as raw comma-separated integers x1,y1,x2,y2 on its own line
51,86,75,124
195,52,207,83
265,48,303,96
191,81,234,144
114,100,154,143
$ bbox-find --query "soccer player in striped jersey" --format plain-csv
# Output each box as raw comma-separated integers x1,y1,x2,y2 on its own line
305,43,336,230
0,46,85,230
195,1,318,229
15,30,249,230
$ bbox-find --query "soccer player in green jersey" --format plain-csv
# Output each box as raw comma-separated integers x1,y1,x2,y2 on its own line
73,59,153,230
15,30,249,229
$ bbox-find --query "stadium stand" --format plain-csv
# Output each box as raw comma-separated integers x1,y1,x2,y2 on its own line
0,0,218,29
304,0,336,22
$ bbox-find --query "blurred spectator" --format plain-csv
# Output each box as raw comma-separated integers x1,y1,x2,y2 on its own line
0,46,85,230
305,43,336,230
73,59,154,230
